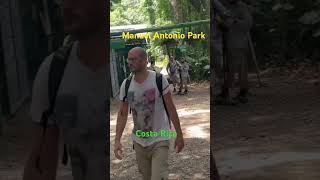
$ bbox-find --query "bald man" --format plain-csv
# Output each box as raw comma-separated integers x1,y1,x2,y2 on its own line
114,47,184,180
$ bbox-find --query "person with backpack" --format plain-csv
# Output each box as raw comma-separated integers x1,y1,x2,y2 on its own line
166,57,181,93
179,57,190,95
114,47,184,180
23,0,108,180
215,0,252,105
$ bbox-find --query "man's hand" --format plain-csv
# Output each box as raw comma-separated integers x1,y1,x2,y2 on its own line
114,141,123,160
174,135,184,153
114,101,129,160
162,92,185,153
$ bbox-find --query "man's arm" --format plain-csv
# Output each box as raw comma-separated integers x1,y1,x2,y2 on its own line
23,56,60,180
163,92,184,152
115,101,129,142
23,125,60,180
163,93,183,136
114,101,129,159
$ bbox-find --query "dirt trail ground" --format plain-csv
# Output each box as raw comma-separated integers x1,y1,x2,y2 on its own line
213,74,320,180
1,73,319,180
110,83,210,180
0,82,210,180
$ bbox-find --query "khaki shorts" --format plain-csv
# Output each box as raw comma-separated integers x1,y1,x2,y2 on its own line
133,140,169,180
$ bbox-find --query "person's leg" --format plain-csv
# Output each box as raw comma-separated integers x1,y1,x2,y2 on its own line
239,71,248,95
171,76,177,92
234,51,249,103
225,49,237,97
178,76,183,95
239,52,249,96
151,141,169,180
85,142,107,180
182,76,188,94
173,83,176,92
69,145,85,180
134,141,152,180
224,71,235,97
179,82,183,93
184,82,188,93
218,50,238,105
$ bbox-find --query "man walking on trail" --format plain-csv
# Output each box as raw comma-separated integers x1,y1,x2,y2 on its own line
167,57,181,93
215,0,252,105
23,0,108,180
114,47,185,180
179,57,190,95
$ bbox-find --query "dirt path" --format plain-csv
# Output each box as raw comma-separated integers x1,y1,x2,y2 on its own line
0,82,210,180
213,75,320,180
3,73,318,180
110,82,210,180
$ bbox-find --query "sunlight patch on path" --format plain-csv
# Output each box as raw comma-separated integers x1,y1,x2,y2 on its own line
177,109,210,117
185,125,209,139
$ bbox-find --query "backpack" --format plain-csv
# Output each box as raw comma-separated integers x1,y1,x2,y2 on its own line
37,41,73,170
169,63,177,74
122,72,171,128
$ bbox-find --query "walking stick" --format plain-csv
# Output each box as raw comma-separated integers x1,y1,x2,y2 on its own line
247,33,263,87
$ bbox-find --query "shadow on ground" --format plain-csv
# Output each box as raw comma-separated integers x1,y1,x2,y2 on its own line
213,76,320,180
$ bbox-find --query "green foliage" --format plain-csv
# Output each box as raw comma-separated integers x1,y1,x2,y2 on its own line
154,0,174,25
111,0,210,80
184,46,210,81
110,0,147,26
244,0,320,67
144,0,156,25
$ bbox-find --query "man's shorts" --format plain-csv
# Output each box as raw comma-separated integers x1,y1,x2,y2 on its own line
170,73,180,84
226,48,248,73
133,140,169,180
181,74,189,84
